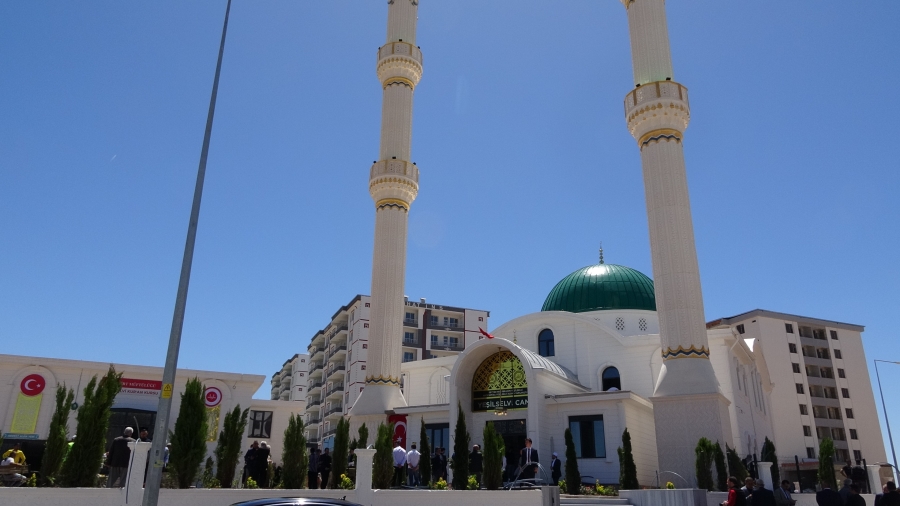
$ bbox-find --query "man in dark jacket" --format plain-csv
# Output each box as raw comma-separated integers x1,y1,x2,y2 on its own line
308,448,320,489
318,448,332,489
550,452,562,486
469,445,483,486
816,481,843,506
846,483,867,506
751,479,777,506
107,427,135,488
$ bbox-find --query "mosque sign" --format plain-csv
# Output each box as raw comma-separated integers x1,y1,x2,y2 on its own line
472,350,528,412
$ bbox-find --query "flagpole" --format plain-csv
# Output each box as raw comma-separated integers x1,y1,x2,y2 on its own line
143,1,232,503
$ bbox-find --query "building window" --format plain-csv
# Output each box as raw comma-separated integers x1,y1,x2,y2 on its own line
803,425,812,437
568,415,606,458
796,383,805,394
602,367,621,391
538,329,555,357
249,411,273,438
362,343,367,349
429,315,438,325
403,331,416,344
807,447,816,459
361,365,366,370
449,336,459,348
813,328,827,340
834,349,842,359
799,404,808,415
842,388,850,399
830,330,838,340
792,363,801,374
405,312,416,322
639,318,647,332
615,317,625,331
351,310,355,322
785,323,794,334
817,348,831,360
737,324,745,335
846,408,854,419
827,407,842,420
838,368,846,378
403,352,415,363
854,450,862,461
431,334,438,346
789,343,797,353
832,428,846,441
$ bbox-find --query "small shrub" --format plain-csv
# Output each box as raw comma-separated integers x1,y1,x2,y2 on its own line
433,477,449,490
245,476,259,489
666,481,675,489
467,474,479,490
201,457,220,488
338,473,355,490
596,483,617,496
558,479,567,493
26,473,38,487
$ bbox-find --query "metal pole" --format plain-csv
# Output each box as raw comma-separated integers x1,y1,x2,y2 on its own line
142,1,232,504
875,360,899,482
794,455,802,491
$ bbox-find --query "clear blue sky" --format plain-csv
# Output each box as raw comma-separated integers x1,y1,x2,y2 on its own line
2,1,899,461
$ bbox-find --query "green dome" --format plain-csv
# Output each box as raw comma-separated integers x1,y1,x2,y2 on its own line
541,264,656,313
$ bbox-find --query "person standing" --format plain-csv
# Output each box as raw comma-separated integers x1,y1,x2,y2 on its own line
318,448,332,489
392,439,407,487
847,484,867,506
550,452,561,486
138,427,152,443
519,438,539,480
816,481,843,506
469,444,483,487
743,477,756,500
723,476,747,506
407,443,421,487
877,481,900,506
256,441,271,487
107,427,135,488
775,480,797,506
841,479,854,504
308,448,320,489
751,478,777,506
244,441,258,484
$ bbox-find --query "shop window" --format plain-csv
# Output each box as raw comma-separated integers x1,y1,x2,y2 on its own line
602,367,621,391
538,329,555,357
568,415,606,458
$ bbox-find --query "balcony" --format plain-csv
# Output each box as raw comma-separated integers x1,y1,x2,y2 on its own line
403,318,418,327
323,428,337,438
326,365,346,379
306,398,322,410
308,381,323,393
402,336,422,347
430,321,464,331
309,361,324,374
325,404,344,417
430,341,464,352
327,325,349,340
326,383,345,397
327,345,348,361
306,417,321,426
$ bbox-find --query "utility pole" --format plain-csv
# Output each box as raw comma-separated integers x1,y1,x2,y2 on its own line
142,1,232,504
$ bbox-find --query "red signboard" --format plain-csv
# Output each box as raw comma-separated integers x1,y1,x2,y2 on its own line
120,378,162,390
20,374,46,396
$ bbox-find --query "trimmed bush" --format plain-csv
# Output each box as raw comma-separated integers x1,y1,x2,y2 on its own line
617,428,639,490
214,405,249,488
451,402,470,490
372,422,395,489
280,413,308,489
565,428,581,495
41,384,74,485
170,377,209,488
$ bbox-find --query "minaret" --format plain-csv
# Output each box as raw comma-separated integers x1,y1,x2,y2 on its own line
349,0,422,417
620,0,733,481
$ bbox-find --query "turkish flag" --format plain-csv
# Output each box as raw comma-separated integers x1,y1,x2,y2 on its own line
388,414,408,449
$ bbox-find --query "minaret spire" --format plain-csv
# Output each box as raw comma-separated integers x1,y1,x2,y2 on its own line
620,0,731,483
350,0,423,418
598,242,604,265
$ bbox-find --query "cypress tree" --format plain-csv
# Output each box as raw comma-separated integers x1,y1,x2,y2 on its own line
617,428,639,490
372,422,395,489
694,437,715,491
761,437,780,485
418,417,432,486
714,441,728,492
818,437,837,489
358,423,369,449
329,417,350,488
60,366,122,487
726,444,749,481
482,421,504,490
280,413,308,489
214,405,249,488
169,377,209,488
41,383,74,485
451,402,470,490
565,428,581,494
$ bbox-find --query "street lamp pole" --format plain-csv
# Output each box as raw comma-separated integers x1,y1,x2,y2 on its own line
142,1,232,505
874,359,899,481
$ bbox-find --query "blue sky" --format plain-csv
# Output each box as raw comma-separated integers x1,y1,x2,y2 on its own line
2,1,898,461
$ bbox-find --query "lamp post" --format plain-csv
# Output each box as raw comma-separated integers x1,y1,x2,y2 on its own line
874,359,899,481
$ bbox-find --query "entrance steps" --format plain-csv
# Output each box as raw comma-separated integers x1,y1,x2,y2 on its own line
559,496,633,506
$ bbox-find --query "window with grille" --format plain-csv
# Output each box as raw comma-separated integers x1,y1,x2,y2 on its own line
615,317,625,331
803,425,812,437
785,323,794,333
830,330,838,340
792,363,801,374
789,343,797,353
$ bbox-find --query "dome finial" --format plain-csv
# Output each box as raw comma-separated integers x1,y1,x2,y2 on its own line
599,242,604,264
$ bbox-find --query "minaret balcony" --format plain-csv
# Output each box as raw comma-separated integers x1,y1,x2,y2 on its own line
624,80,691,145
377,42,423,88
369,160,419,206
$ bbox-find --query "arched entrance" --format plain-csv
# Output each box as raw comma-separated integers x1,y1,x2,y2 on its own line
472,350,528,478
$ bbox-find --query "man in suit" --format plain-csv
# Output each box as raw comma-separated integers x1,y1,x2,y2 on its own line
876,481,900,506
846,483,867,506
816,481,843,506
775,480,797,506
550,452,562,486
751,479,777,506
519,438,539,480
107,427,135,488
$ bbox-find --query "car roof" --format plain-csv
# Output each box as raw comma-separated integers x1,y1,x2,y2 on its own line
230,498,361,506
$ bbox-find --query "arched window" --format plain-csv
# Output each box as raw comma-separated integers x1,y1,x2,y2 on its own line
538,329,555,357
602,366,621,391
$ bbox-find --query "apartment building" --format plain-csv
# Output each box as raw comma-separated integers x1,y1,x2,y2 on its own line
708,310,886,483
297,294,489,448
269,353,310,402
